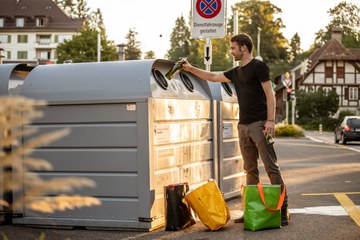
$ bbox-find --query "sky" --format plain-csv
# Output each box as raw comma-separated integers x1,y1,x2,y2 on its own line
85,0,359,59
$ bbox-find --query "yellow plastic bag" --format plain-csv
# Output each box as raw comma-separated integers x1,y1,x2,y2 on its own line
184,180,230,231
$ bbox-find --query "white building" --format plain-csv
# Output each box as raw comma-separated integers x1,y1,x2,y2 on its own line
0,0,84,65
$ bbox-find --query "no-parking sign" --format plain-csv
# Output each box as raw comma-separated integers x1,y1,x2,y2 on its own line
191,0,226,39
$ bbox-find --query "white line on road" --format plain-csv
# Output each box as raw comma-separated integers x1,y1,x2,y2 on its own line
290,206,360,216
306,136,324,143
231,206,360,217
306,136,360,153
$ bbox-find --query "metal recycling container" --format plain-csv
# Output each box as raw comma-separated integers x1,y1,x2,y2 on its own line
11,59,215,231
0,63,36,224
0,63,35,96
208,82,245,199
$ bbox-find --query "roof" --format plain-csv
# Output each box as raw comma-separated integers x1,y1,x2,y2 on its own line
309,39,360,65
0,0,84,30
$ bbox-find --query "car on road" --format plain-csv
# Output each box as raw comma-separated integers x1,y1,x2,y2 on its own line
334,116,360,144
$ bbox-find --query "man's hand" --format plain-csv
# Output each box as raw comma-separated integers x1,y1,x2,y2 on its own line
181,59,192,72
263,120,275,137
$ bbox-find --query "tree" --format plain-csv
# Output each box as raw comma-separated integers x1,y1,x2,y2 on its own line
124,28,142,60
230,0,289,78
167,15,191,61
54,0,89,19
55,1,117,63
314,1,360,48
144,50,156,59
56,26,118,63
289,33,301,63
296,88,339,125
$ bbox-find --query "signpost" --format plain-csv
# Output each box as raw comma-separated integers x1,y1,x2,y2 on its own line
191,0,226,71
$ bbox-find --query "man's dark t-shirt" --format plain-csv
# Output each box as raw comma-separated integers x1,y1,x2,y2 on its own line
223,58,270,124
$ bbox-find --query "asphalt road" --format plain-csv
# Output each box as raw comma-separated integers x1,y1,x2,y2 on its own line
0,132,359,240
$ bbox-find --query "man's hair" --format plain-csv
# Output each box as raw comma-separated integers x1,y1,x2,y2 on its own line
230,33,253,53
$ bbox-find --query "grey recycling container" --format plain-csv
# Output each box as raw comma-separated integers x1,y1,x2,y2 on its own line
12,59,216,231
0,63,36,224
0,63,35,96
209,82,245,199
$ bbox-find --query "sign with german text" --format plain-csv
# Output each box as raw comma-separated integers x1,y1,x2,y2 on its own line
191,0,226,39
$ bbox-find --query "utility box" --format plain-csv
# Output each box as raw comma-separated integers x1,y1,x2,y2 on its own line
11,60,215,231
209,82,245,199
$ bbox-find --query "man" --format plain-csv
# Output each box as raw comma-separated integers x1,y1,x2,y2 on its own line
182,33,289,226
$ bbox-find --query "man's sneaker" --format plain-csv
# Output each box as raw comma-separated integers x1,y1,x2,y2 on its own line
234,216,244,223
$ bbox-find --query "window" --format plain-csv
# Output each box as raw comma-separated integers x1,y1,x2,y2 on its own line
37,35,51,44
349,87,359,101
7,51,11,59
55,34,72,43
0,18,4,27
325,66,333,78
16,18,24,27
17,51,28,59
0,35,7,43
337,67,344,78
17,35,28,43
36,18,45,27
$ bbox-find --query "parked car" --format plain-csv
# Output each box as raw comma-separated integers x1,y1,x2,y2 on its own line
334,116,360,144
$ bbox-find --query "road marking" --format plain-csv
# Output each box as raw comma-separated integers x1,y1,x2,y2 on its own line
334,193,360,227
305,136,360,153
290,205,360,216
303,192,360,227
306,136,324,143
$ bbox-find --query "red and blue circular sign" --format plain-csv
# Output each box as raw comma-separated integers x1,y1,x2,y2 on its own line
196,0,222,19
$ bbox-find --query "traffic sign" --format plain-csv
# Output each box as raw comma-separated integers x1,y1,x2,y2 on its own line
191,0,226,39
196,0,222,18
282,72,291,88
204,42,212,65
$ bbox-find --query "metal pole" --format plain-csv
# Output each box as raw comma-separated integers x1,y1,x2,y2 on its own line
233,9,238,68
97,32,101,62
257,27,262,57
291,70,296,125
286,101,289,125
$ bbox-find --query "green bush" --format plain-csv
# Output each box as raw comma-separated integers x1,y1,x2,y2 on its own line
300,118,338,131
275,124,305,137
338,110,356,120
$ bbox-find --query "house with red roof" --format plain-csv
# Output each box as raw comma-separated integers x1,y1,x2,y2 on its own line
0,0,84,65
275,28,360,121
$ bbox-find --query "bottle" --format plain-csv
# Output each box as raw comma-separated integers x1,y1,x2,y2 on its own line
266,134,275,145
165,58,186,80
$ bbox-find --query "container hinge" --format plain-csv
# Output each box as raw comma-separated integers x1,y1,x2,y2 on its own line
139,217,154,222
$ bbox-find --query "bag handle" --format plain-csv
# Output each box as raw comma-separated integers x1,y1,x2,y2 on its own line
257,183,286,212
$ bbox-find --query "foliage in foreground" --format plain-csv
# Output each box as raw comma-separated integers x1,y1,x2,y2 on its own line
0,96,101,214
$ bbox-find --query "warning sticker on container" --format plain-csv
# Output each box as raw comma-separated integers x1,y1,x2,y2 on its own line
223,123,233,138
127,104,136,111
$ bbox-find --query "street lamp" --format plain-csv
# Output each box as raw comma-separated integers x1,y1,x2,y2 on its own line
116,44,126,61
